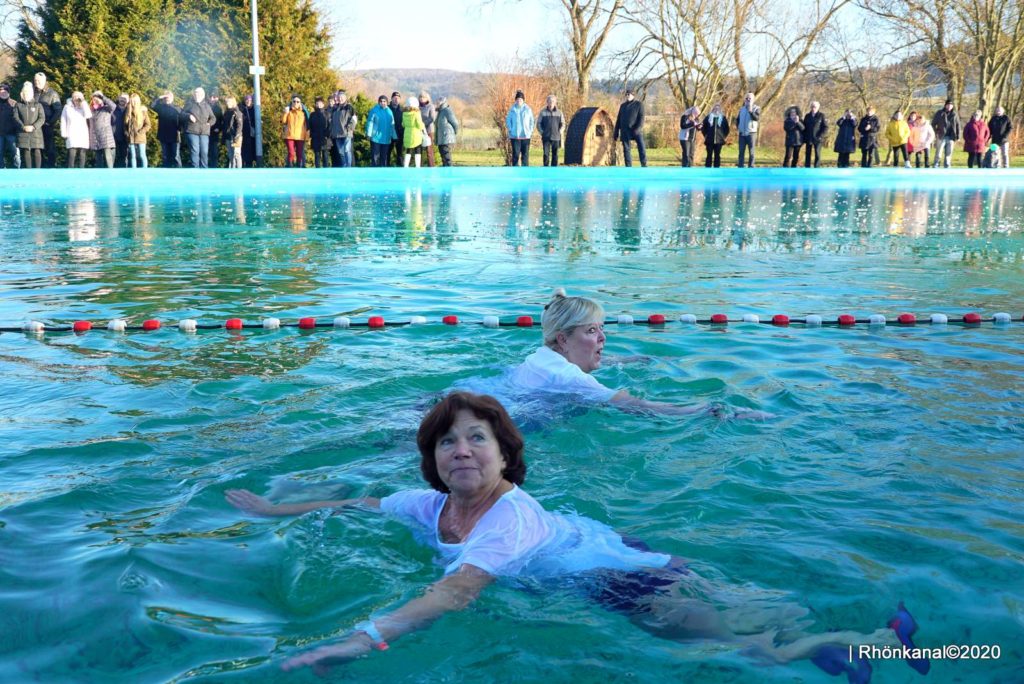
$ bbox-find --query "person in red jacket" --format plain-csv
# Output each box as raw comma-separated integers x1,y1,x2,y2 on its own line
962,110,991,169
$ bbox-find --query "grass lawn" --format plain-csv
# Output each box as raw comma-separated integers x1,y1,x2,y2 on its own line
452,144,1020,168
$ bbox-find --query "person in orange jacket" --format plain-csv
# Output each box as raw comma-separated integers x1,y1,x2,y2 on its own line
281,94,309,167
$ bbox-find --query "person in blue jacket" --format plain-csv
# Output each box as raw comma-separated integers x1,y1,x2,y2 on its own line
365,94,397,167
505,90,534,167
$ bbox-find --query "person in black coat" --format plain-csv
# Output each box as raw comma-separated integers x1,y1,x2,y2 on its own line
931,100,961,168
112,93,129,167
32,73,61,167
389,91,404,167
151,91,182,167
802,101,827,168
858,107,880,168
833,109,858,168
0,84,20,168
613,89,647,167
240,94,257,167
988,106,1012,168
309,97,331,168
208,94,223,167
783,106,804,167
701,103,729,168
14,82,44,168
221,96,245,168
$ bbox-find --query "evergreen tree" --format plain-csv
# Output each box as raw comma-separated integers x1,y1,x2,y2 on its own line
15,0,168,99
14,0,339,167
243,0,336,166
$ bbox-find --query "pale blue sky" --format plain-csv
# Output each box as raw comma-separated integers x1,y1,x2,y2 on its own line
320,0,556,72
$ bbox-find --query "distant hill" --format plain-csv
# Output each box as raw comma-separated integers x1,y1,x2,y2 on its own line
353,69,493,101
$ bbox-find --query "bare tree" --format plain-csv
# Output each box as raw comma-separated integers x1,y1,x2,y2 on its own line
619,0,736,112
620,0,848,113
807,20,933,113
857,0,969,105
562,0,625,100
954,0,1024,113
736,0,852,111
487,0,624,101
0,0,40,53
529,40,585,117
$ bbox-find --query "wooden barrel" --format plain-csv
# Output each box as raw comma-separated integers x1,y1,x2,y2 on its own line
563,107,616,166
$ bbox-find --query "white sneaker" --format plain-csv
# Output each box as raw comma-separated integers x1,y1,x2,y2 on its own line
904,161,912,168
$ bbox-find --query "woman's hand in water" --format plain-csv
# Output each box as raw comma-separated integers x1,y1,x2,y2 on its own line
704,403,775,420
281,636,373,674
225,489,278,515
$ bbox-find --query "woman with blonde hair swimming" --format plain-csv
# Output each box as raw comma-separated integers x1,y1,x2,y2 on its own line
507,289,769,418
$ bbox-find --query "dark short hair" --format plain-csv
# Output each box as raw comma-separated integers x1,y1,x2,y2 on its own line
417,392,526,493
392,91,401,97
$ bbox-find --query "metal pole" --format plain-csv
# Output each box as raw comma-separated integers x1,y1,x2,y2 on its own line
250,0,264,166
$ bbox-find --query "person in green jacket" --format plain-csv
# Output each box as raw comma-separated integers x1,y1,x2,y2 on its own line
401,96,425,168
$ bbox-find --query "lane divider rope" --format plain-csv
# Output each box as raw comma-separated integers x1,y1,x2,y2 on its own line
3,311,1020,335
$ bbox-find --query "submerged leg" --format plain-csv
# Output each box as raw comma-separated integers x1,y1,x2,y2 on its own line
745,627,897,664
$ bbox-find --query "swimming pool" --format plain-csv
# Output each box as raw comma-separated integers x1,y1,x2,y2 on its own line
1,169,1022,682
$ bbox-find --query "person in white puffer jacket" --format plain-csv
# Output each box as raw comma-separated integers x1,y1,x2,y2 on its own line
60,92,91,168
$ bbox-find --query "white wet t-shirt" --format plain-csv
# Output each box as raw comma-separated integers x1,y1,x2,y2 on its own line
506,346,618,404
380,486,669,578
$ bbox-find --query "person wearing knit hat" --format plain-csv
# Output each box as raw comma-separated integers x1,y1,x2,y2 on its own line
0,83,20,169
537,94,565,166
434,96,459,166
418,90,436,167
931,99,961,168
614,88,647,167
505,90,534,166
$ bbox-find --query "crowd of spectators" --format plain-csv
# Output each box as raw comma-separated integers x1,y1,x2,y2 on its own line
0,72,1013,169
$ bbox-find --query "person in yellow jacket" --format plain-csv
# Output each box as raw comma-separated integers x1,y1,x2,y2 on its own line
401,96,425,168
281,94,309,167
885,110,911,168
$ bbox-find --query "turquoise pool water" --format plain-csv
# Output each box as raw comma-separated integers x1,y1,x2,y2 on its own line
1,169,1022,682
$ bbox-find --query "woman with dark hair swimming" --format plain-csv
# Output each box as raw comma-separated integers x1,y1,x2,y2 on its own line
226,392,922,680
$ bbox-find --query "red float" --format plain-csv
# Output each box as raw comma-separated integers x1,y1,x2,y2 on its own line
710,314,728,324
443,315,459,325
298,317,316,329
897,313,916,325
516,316,533,327
225,318,243,329
73,321,92,332
963,312,982,324
838,314,856,326
142,319,161,331
368,316,385,328
647,314,666,324
772,314,790,326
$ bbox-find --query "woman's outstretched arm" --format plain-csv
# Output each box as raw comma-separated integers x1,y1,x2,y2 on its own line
610,390,710,416
281,564,493,674
225,488,380,516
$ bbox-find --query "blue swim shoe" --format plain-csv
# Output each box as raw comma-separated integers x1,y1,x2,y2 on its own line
811,644,872,684
887,601,930,675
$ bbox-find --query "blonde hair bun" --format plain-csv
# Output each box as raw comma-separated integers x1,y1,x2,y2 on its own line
551,287,567,298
